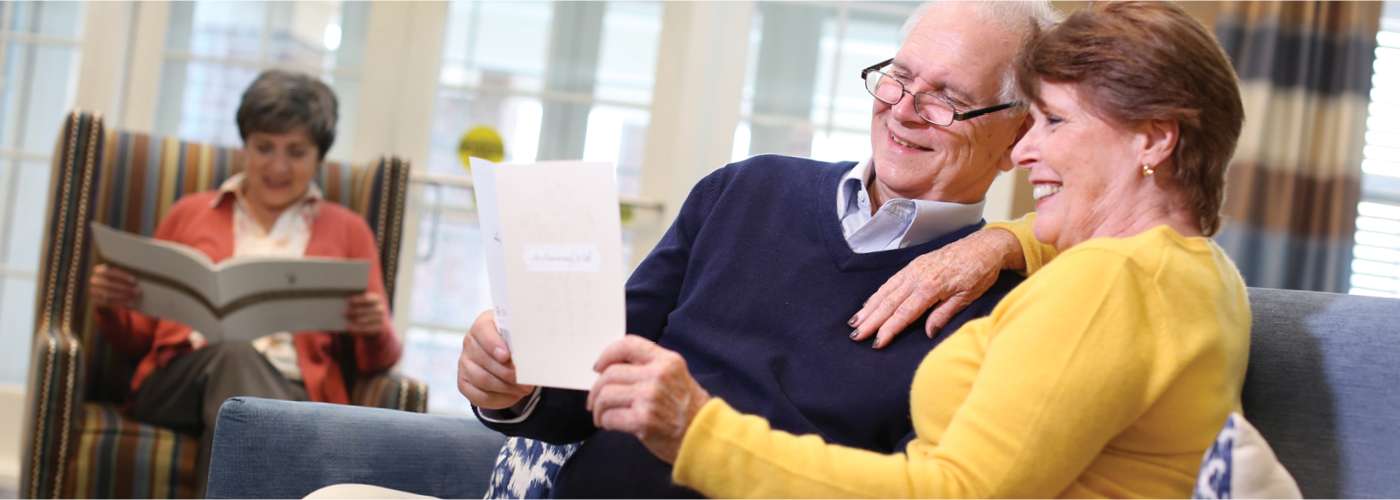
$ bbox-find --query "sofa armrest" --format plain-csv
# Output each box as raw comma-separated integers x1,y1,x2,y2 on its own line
205,397,507,499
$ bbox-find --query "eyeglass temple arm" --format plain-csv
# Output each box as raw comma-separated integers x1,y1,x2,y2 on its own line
861,58,895,79
954,102,1018,121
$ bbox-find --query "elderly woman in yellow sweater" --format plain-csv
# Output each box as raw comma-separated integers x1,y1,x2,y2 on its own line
585,2,1249,497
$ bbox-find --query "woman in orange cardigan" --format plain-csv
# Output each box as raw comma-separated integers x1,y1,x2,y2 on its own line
86,70,401,497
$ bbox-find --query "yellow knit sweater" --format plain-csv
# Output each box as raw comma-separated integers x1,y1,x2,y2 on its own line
673,223,1251,498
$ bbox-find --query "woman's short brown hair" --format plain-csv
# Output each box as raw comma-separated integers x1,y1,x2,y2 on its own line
1015,1,1243,236
236,70,339,160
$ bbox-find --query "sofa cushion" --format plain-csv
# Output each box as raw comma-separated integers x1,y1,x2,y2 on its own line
1243,288,1400,498
66,403,199,499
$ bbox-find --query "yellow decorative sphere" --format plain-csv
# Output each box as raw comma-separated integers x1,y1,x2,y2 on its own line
458,125,505,169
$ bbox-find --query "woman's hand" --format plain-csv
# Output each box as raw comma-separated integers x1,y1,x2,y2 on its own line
850,228,1023,348
588,335,711,464
89,264,140,310
344,292,387,335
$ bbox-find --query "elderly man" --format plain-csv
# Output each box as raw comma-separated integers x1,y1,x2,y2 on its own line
458,2,1061,497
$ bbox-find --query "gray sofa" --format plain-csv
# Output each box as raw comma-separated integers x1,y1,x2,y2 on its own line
205,287,1400,499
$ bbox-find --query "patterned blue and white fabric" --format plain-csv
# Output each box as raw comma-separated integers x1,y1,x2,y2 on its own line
1195,415,1237,499
483,437,580,499
1193,412,1302,500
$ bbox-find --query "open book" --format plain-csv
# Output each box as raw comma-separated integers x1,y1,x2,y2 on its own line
90,222,370,342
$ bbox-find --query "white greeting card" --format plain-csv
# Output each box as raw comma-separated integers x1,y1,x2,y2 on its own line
471,157,627,390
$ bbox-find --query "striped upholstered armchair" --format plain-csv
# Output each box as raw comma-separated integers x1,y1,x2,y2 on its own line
21,111,428,499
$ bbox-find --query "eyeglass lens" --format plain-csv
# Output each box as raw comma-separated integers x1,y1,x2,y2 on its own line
864,70,956,125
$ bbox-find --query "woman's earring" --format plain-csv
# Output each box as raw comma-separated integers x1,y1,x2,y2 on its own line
1141,164,1154,177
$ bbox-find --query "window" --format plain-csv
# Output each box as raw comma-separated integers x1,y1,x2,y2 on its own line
0,1,85,386
401,1,664,415
1350,1,1400,298
733,2,916,163
154,1,368,161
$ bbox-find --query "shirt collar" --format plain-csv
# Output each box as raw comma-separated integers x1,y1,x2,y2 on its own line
838,158,986,248
211,172,324,208
837,158,875,217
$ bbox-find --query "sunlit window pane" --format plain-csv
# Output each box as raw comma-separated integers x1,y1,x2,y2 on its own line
1360,201,1400,220
1350,273,1399,293
737,3,916,160
1357,215,1400,234
1354,244,1400,263
414,2,663,414
1353,6,1400,300
1356,230,1400,248
0,1,86,387
1353,258,1400,278
156,1,366,161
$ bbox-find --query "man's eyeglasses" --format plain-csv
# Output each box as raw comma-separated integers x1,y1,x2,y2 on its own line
861,58,1017,126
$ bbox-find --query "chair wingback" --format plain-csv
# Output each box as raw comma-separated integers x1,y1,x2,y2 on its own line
23,110,101,500
22,110,412,499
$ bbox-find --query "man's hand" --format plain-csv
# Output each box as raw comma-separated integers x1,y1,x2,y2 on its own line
458,310,536,410
588,335,711,464
89,264,140,310
850,228,1023,348
344,292,387,335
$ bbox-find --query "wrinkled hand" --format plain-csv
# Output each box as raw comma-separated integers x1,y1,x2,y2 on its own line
588,335,711,464
458,310,536,410
89,264,140,310
344,292,387,335
850,228,1022,349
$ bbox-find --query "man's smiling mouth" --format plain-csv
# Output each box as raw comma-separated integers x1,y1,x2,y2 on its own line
891,133,933,151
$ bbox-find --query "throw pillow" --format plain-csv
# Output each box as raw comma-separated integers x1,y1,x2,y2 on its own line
484,437,580,499
1194,412,1303,499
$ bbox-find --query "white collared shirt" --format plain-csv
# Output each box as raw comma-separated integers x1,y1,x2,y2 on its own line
837,158,985,252
190,173,324,381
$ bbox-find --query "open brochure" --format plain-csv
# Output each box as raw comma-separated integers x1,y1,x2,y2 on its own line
90,222,370,342
472,158,627,391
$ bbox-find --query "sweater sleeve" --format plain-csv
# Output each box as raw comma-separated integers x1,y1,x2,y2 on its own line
673,248,1181,498
984,212,1058,275
477,168,727,443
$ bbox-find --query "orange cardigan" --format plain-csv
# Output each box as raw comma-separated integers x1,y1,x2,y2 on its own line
95,191,403,404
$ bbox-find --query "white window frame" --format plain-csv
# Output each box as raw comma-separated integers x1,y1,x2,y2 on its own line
0,3,86,285
1351,1,1400,298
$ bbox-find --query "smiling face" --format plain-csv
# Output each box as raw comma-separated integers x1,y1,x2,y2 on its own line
242,126,319,215
869,3,1027,206
1015,81,1162,251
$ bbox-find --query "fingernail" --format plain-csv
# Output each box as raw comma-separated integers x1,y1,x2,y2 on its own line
849,329,859,340
493,347,508,362
872,339,883,349
847,314,859,327
928,326,941,339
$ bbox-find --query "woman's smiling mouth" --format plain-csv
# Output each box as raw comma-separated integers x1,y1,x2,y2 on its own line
1032,183,1062,201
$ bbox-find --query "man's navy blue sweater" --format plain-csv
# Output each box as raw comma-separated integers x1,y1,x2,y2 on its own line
477,155,1023,498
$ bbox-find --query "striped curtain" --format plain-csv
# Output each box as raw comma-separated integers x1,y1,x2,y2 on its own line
1214,1,1382,293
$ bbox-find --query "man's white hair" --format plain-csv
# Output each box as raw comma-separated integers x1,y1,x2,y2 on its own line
899,1,1064,111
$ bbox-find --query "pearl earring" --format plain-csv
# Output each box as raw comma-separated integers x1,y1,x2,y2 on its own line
1141,164,1154,177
